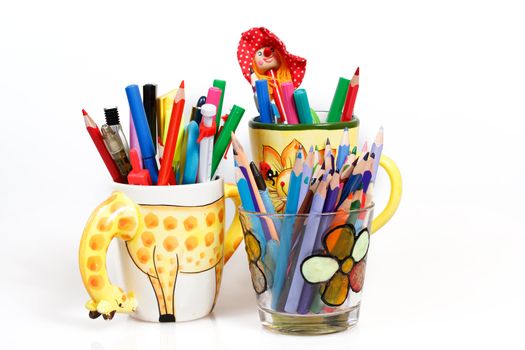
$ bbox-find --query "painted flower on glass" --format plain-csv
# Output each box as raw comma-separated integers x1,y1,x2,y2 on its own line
258,139,314,213
244,230,267,294
301,223,370,306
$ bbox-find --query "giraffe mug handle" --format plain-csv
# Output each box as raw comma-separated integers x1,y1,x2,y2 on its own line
78,179,242,322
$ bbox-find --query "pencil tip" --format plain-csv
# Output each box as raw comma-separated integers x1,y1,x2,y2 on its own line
355,67,360,76
326,138,330,145
309,145,314,152
180,80,185,88
82,109,88,116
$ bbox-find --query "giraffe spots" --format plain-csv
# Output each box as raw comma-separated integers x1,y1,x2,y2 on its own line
166,295,172,302
89,235,105,251
219,229,224,244
170,257,177,265
110,201,126,213
141,232,155,247
163,216,177,230
206,213,216,227
218,208,224,223
157,267,165,274
119,233,132,240
184,216,198,231
205,232,215,247
209,258,215,265
185,236,198,251
200,252,205,259
149,267,155,275
163,236,178,252
87,256,102,272
196,261,200,266
137,248,150,264
96,217,112,231
144,213,159,228
118,216,137,232
88,275,104,290
155,254,163,261
170,269,177,276
186,256,193,263
122,294,127,301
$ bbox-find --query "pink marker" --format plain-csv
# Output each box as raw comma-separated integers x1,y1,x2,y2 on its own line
129,112,143,168
206,87,222,114
281,82,299,124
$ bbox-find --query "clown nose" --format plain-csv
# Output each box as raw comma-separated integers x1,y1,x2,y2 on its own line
263,47,272,57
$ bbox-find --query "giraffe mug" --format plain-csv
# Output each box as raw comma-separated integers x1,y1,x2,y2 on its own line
78,178,243,322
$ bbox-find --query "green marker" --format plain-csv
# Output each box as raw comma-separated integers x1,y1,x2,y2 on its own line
211,105,245,177
326,77,350,123
213,79,226,132
293,89,313,124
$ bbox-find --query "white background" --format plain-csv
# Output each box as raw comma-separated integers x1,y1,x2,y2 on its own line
1,0,524,349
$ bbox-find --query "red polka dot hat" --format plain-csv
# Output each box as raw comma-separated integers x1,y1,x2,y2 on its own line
237,27,307,88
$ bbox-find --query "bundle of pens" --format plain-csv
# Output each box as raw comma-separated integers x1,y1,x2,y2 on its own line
238,27,359,124
82,80,245,186
234,126,383,315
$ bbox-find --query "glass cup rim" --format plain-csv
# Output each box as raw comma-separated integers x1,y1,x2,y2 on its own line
238,202,375,218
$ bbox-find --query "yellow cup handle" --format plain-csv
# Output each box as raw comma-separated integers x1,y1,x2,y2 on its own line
78,192,140,320
371,155,402,233
223,183,243,264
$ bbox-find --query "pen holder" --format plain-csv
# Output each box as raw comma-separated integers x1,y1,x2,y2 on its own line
78,178,243,322
239,204,376,334
248,114,402,231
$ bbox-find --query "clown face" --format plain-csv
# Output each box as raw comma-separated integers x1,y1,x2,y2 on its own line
254,47,280,73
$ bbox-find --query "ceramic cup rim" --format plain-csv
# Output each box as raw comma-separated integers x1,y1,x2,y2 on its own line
248,113,360,131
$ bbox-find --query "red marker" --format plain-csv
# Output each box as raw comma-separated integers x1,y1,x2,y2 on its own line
82,109,124,183
127,148,152,185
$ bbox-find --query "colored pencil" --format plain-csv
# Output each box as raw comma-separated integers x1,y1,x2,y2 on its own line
298,146,314,207
231,133,279,241
82,109,124,183
158,80,185,185
268,69,287,123
283,175,330,313
370,126,384,183
341,67,360,121
272,149,303,310
336,128,350,171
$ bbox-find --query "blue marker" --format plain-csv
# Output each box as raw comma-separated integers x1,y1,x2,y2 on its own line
182,121,200,184
255,80,272,123
125,85,159,184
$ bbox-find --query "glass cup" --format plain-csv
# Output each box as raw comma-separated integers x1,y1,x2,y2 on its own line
239,204,375,335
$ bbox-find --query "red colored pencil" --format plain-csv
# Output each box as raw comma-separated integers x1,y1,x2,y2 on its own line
341,67,360,121
158,80,185,185
82,109,124,183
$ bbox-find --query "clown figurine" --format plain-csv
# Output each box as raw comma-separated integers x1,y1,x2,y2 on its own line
237,27,307,123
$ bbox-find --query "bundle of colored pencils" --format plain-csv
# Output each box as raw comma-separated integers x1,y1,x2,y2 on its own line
82,80,246,186
254,67,360,124
232,127,383,313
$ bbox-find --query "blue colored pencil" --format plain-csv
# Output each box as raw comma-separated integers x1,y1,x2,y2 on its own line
298,146,314,207
336,128,350,171
256,80,273,123
283,175,329,313
271,149,303,310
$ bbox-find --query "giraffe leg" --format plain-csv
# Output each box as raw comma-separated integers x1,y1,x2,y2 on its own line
149,276,174,322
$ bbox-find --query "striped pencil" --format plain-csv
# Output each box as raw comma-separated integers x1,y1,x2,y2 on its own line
298,146,314,207
336,128,350,171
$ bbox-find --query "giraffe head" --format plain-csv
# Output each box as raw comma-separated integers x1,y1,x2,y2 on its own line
96,287,137,315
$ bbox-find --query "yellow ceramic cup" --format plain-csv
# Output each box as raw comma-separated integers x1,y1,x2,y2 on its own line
248,115,402,233
78,178,242,322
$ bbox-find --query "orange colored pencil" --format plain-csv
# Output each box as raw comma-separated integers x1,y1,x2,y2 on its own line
158,80,185,185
